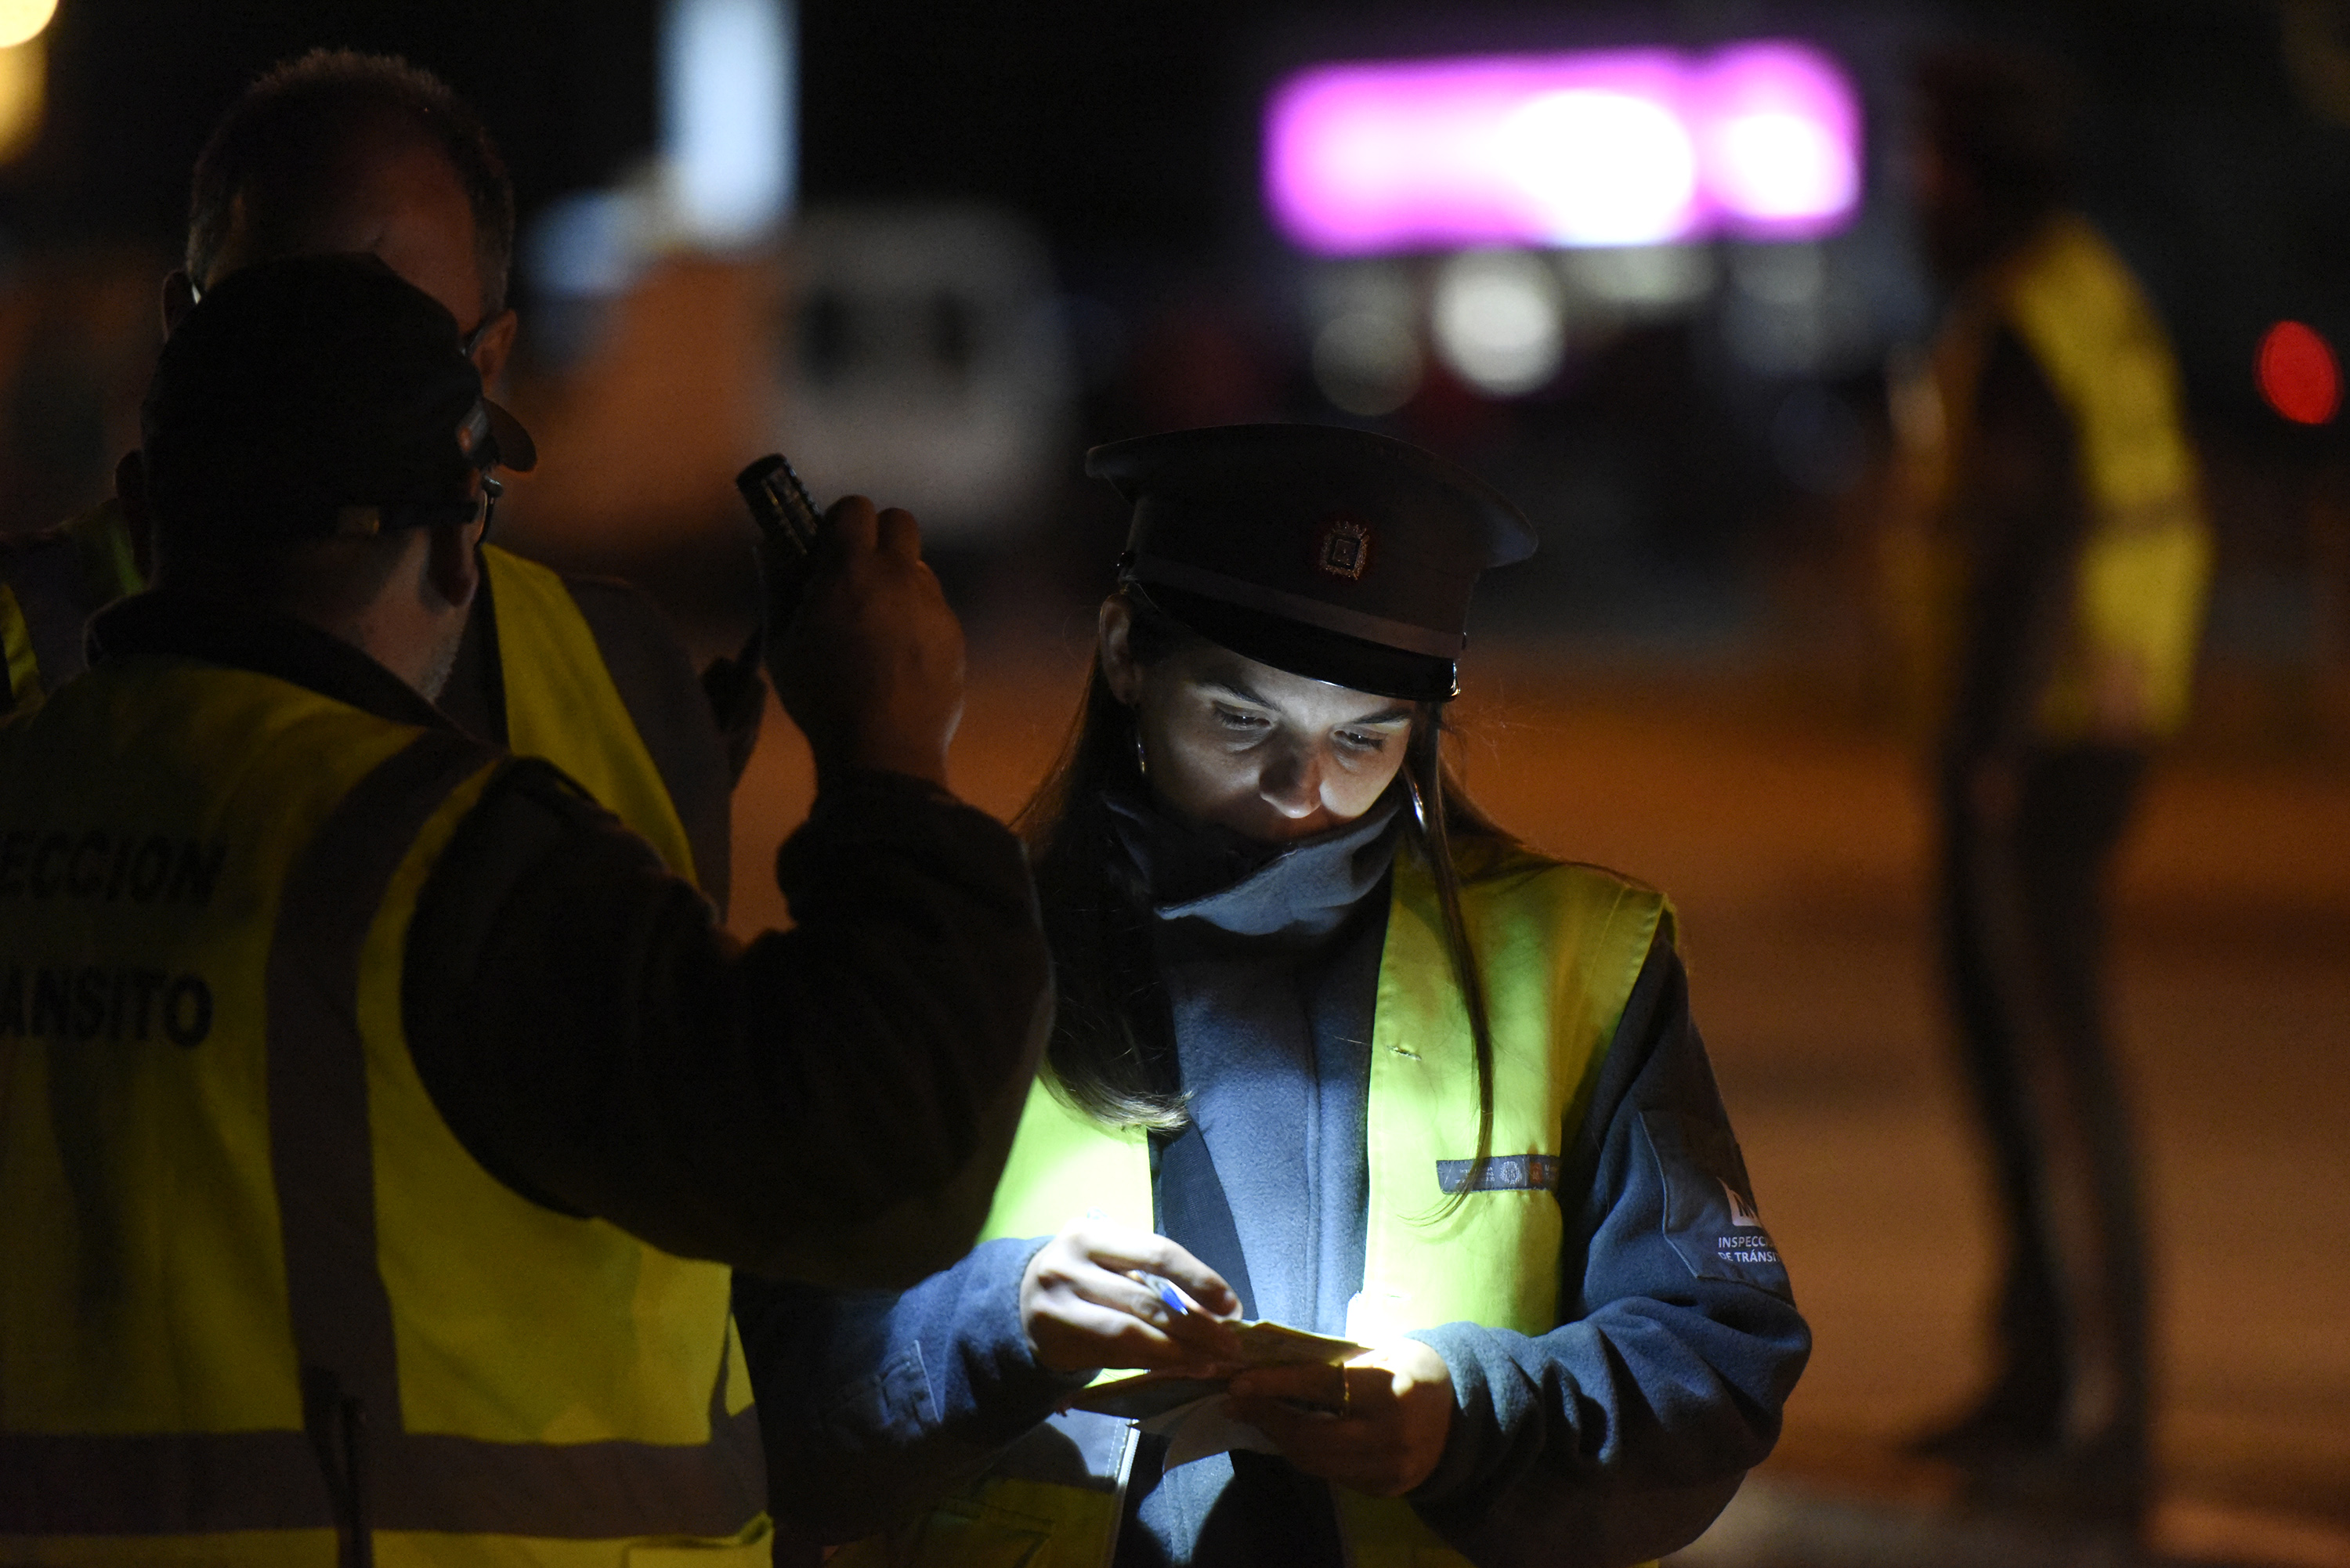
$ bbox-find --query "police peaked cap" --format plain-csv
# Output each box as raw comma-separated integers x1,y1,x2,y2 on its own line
141,252,536,544
1087,424,1536,701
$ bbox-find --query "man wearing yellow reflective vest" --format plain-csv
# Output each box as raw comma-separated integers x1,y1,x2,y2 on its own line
0,255,1049,1561
0,51,754,916
1885,52,2213,1529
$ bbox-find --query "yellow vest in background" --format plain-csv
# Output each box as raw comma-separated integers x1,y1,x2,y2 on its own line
479,546,699,886
0,501,144,714
0,506,700,887
835,844,1666,1568
0,584,38,710
1886,214,2213,742
0,657,765,1565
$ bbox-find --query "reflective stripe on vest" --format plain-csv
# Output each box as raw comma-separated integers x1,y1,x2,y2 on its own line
0,662,765,1561
1891,215,2212,742
842,843,1665,1568
483,546,699,887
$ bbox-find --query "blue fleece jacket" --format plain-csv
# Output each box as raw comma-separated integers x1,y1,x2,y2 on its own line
736,806,1810,1567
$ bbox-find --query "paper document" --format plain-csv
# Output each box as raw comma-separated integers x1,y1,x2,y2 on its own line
1066,1319,1368,1470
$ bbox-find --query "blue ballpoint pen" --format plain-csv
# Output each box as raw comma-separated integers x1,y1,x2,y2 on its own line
1146,1275,1191,1317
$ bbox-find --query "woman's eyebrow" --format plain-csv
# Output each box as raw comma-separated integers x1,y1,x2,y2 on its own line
1350,705,1415,726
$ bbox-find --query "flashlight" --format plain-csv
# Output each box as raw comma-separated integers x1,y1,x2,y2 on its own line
736,453,823,625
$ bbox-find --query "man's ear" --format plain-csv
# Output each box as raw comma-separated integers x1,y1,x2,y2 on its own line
422,518,486,613
160,271,198,336
467,308,519,391
1097,594,1142,704
114,450,156,580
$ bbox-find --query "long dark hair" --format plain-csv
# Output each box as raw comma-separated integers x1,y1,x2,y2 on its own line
1014,589,1517,1202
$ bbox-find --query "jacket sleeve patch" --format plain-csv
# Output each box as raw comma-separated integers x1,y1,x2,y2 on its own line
1435,1154,1560,1193
1638,1110,1791,1298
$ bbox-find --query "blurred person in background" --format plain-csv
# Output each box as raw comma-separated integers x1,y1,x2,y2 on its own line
0,49,760,916
739,425,1810,1568
1885,48,2213,1529
0,252,1048,1561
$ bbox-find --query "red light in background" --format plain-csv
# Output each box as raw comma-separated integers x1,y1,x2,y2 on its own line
2257,320,2341,425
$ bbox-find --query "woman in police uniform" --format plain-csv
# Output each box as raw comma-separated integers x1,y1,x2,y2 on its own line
743,425,1810,1568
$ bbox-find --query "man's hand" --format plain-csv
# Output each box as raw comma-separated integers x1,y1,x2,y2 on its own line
1226,1340,1455,1498
768,496,964,789
1020,1217,1243,1375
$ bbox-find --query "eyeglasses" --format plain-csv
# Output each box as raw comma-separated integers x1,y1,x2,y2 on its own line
474,471,504,540
186,277,500,364
459,316,497,363
334,474,501,540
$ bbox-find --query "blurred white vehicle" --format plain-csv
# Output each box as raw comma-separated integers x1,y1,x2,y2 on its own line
774,204,1074,546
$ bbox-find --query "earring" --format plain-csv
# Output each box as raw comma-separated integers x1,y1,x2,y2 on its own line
1133,727,1150,779
1404,769,1430,835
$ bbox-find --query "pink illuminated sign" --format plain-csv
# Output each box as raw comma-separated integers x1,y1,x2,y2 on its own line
1266,42,1861,254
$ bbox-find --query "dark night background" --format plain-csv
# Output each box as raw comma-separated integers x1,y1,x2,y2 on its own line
10,0,2348,619
9,1,2350,386
0,4,2344,1559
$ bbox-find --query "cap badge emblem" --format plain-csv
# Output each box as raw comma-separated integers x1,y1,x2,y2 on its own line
1315,515,1370,581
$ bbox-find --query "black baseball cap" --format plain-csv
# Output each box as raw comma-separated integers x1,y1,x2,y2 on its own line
140,251,535,544
1087,424,1537,702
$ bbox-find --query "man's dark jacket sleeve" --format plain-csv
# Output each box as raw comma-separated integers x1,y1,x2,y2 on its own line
403,764,1051,1288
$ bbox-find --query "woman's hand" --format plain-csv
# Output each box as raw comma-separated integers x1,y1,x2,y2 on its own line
1225,1340,1454,1498
1019,1218,1243,1375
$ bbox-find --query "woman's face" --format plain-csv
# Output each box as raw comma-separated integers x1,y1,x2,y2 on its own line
1100,597,1415,844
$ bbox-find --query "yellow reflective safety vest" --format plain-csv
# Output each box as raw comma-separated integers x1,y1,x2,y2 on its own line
477,546,699,887
0,584,34,714
0,501,700,891
1886,214,2212,742
0,653,765,1564
0,502,145,714
835,842,1666,1568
